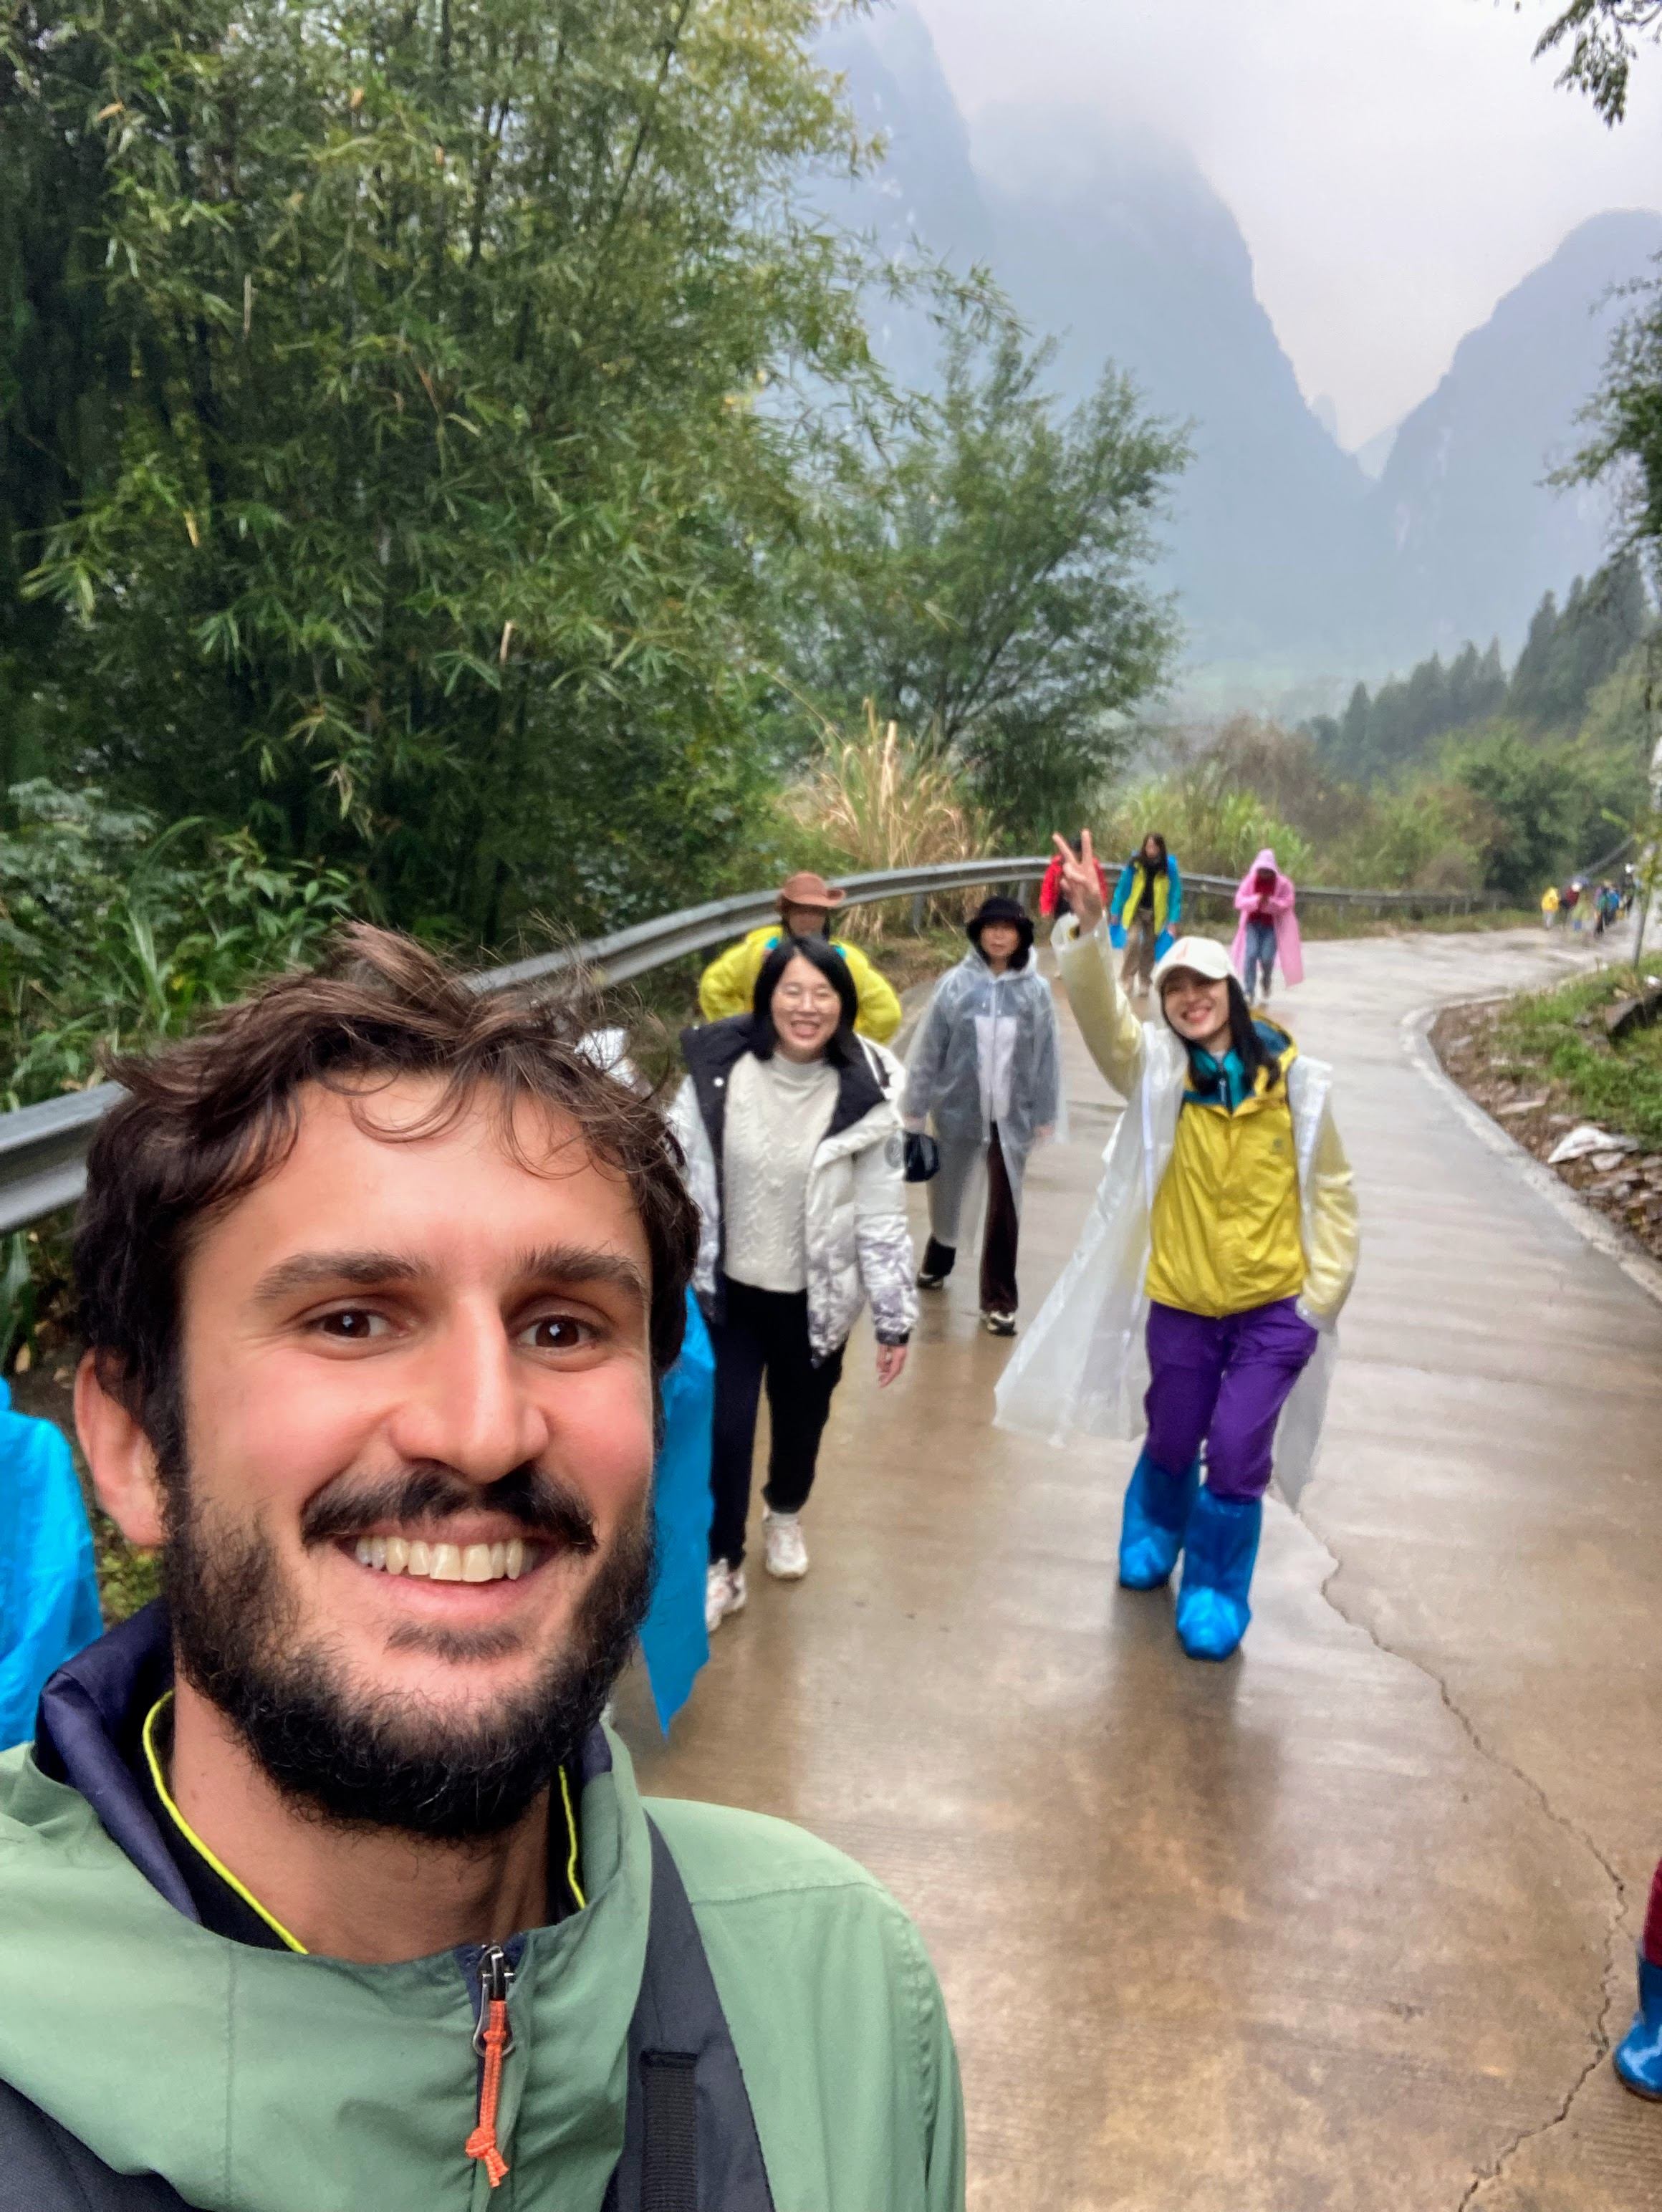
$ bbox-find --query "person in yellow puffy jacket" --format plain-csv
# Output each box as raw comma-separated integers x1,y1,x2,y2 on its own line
996,832,1359,1663
698,871,903,1043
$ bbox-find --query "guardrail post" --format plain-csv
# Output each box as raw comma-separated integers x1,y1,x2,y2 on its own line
911,893,926,933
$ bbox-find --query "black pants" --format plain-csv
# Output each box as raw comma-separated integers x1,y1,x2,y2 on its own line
920,1124,1021,1312
708,1278,845,1566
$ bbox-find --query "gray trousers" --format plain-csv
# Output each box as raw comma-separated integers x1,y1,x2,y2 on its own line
1120,913,1157,991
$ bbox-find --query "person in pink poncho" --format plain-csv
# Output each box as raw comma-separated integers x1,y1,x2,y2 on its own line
1232,847,1302,1004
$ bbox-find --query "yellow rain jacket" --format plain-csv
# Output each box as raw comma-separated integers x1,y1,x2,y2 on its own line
1146,1046,1309,1317
698,926,903,1044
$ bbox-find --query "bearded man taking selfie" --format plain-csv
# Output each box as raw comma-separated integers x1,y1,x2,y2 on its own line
0,926,963,2212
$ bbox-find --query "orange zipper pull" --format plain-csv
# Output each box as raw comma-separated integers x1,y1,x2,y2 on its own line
466,1944,514,2188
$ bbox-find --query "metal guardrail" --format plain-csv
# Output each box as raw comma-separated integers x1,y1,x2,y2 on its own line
0,1082,124,1238
0,854,1513,1237
479,858,1051,992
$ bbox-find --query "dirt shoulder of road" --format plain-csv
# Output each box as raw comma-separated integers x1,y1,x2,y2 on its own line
1431,956,1662,1268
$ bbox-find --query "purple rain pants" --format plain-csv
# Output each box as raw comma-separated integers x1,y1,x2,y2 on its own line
1143,1297,1319,1503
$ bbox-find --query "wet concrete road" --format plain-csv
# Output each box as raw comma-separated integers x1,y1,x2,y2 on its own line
619,926,1662,2211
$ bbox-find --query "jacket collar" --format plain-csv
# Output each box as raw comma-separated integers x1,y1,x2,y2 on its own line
32,1600,195,1918
680,1016,888,1147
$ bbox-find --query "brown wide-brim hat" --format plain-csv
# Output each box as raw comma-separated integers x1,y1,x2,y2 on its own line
777,870,846,911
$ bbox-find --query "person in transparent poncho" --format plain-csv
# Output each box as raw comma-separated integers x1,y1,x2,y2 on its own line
995,834,1360,1660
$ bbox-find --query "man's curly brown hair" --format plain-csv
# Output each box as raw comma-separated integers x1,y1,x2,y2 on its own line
74,923,696,1461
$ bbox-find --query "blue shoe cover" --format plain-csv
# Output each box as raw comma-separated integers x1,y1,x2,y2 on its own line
1175,1490,1262,1660
1118,1450,1200,1590
1615,1955,1662,2098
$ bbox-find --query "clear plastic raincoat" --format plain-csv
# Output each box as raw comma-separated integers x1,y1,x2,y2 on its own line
903,951,1062,1208
994,920,1357,1508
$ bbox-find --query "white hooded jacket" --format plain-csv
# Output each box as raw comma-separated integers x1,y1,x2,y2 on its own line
671,1016,918,1362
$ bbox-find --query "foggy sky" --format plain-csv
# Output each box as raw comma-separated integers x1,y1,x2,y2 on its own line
911,0,1662,450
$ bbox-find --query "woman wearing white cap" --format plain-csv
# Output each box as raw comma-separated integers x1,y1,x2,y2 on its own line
995,834,1359,1660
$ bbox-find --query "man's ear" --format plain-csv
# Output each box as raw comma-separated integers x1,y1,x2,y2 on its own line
75,1350,166,1548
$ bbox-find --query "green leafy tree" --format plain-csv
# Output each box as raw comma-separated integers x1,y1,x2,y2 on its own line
1525,1,1662,125
0,780,354,1105
787,319,1188,839
1448,723,1646,893
2,0,886,943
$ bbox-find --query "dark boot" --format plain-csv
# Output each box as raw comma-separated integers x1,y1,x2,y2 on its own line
1118,1449,1201,1590
1174,1489,1262,1660
917,1237,956,1290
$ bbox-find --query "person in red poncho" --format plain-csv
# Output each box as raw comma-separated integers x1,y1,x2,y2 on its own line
1231,847,1302,1005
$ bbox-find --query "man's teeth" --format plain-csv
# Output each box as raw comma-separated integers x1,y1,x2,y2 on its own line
352,1536,528,1582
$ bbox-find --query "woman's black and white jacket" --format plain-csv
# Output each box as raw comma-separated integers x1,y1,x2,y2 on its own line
670,1017,918,1362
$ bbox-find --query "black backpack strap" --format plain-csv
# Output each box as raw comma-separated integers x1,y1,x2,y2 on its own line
604,1816,775,2212
0,2079,187,2211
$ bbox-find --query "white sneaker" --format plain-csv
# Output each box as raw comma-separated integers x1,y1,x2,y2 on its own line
706,1559,747,1633
982,1309,1017,1337
762,1509,810,1580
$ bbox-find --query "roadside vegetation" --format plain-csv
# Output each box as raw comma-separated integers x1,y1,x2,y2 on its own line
1434,964,1662,1269
1486,968,1662,1151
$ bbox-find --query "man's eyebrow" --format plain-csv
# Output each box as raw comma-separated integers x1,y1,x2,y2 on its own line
252,1251,426,1305
249,1246,649,1308
515,1246,650,1305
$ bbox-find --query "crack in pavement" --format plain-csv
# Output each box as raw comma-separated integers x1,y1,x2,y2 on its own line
1303,1519,1629,2211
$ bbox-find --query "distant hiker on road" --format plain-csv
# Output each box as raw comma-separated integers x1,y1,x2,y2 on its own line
698,870,902,1042
1039,835,1111,923
997,833,1359,1663
904,896,1062,1337
1109,833,1183,997
1563,879,1584,933
1232,847,1302,1005
673,936,916,1632
1541,883,1560,928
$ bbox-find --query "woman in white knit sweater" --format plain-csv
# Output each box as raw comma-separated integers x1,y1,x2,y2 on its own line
672,936,916,1630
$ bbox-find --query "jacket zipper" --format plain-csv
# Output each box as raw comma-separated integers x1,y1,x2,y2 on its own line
466,1943,515,2188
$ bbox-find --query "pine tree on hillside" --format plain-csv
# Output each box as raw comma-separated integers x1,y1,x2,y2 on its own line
1506,556,1649,731
1446,640,1507,727
1507,590,1562,727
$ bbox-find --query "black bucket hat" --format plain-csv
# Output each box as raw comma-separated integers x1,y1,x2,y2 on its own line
966,895,1034,967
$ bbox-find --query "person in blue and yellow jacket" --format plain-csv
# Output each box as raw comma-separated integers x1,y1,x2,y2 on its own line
698,871,902,1043
997,832,1359,1663
1109,833,1182,994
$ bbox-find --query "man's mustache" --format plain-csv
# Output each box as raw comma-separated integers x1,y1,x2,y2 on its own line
301,1462,599,1552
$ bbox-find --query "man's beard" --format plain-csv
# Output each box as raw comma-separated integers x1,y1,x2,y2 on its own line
160,1459,654,1842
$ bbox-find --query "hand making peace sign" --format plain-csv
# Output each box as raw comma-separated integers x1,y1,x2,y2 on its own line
1052,830,1105,933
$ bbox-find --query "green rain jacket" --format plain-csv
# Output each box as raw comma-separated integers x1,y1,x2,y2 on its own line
0,1613,964,2212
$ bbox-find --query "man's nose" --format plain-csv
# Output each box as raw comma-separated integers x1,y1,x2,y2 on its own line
385,1312,551,1486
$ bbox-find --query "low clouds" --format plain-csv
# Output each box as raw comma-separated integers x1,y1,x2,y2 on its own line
911,0,1662,447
